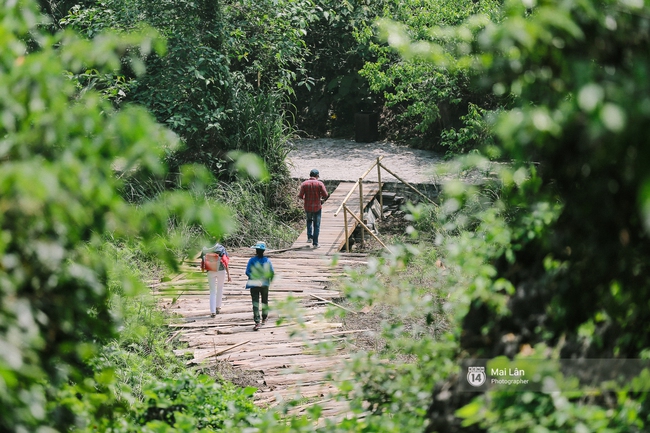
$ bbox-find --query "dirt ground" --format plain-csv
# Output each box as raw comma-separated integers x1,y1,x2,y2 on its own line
287,138,442,183
287,138,493,185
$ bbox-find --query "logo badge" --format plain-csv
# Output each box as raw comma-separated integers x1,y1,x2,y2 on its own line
467,366,486,387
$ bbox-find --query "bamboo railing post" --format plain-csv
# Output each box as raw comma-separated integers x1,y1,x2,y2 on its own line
359,177,364,246
377,156,383,220
343,206,350,252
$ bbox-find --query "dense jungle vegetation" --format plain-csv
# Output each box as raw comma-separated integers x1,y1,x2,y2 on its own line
2,0,650,431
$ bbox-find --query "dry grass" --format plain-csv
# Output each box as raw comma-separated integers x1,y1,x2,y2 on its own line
196,361,265,389
324,212,451,359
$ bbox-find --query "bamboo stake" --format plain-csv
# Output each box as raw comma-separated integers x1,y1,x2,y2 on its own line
266,245,312,254
309,294,357,314
343,206,350,253
165,330,181,344
344,204,391,252
187,339,251,365
377,156,383,220
290,398,334,413
359,178,364,246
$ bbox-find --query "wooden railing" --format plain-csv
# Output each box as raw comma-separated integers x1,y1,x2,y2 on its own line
333,156,437,253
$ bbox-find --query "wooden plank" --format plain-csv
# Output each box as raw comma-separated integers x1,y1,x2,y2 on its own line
264,371,328,386
187,340,251,365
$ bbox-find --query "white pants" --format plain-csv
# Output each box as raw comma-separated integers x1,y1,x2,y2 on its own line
207,270,226,313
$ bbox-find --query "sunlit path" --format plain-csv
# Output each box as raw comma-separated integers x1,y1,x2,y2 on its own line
154,250,368,418
153,170,389,419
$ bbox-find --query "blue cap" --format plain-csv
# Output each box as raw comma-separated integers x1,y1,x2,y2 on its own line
251,241,266,250
310,169,319,177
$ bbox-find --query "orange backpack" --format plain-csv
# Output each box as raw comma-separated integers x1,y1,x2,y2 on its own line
202,253,221,272
201,250,229,272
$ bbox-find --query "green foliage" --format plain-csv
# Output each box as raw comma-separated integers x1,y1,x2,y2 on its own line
372,0,650,430
222,90,292,177
292,0,386,135
55,338,260,433
439,103,497,156
224,0,319,94
210,180,302,248
136,374,258,431
61,0,299,182
358,0,503,148
0,1,234,430
459,384,647,432
414,0,650,355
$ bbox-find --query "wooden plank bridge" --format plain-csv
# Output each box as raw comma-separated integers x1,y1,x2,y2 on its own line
291,181,382,255
153,181,382,418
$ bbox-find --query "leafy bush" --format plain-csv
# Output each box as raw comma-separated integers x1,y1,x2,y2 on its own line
291,0,386,136
209,180,302,248
357,0,503,148
439,104,497,157
137,374,258,431
0,1,232,430
374,0,650,430
61,0,303,183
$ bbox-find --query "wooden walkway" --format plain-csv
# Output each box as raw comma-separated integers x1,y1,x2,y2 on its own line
292,182,382,255
154,181,382,419
155,251,368,417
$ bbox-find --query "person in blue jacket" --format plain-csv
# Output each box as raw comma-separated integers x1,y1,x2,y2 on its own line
245,241,275,331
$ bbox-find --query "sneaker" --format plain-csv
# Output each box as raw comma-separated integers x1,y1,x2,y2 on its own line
210,313,216,318
261,318,267,325
313,244,320,249
306,238,312,244
215,308,221,314
253,323,261,331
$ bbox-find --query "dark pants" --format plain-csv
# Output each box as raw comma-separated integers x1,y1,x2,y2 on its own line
250,286,269,324
306,209,322,245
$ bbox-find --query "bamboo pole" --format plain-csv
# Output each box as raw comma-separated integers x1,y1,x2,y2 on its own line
165,330,182,344
378,162,437,205
334,179,359,217
359,178,364,246
187,339,251,365
377,156,383,220
266,245,312,254
343,206,350,252
344,204,391,252
310,294,357,314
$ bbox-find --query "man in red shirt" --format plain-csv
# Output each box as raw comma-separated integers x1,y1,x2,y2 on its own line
298,169,329,248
